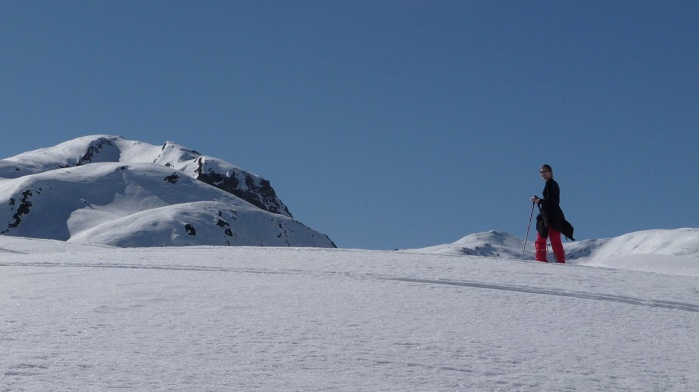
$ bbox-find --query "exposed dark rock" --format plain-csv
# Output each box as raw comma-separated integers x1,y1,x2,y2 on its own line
185,224,196,236
4,190,33,232
76,138,115,166
196,169,291,217
164,173,180,184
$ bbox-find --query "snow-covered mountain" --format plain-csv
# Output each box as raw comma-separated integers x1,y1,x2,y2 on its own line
0,135,335,247
406,228,699,277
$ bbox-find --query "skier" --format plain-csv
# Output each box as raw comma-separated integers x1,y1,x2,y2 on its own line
530,164,574,263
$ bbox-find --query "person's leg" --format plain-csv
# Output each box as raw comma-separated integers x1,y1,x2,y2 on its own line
534,232,548,262
549,227,565,263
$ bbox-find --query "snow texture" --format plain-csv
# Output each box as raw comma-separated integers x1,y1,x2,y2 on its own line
0,136,334,248
1,233,698,391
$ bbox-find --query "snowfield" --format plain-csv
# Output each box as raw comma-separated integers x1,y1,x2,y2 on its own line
2,232,698,391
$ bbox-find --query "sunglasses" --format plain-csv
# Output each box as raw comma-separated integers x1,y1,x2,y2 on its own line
540,170,550,173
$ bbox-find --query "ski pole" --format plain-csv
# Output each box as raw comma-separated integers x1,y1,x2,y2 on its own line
522,201,536,259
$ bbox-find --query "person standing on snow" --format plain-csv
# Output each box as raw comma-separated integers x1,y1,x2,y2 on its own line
530,164,574,263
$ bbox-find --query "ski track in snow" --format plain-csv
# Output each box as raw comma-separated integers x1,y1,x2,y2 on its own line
1,246,699,391
388,277,699,313
3,259,698,314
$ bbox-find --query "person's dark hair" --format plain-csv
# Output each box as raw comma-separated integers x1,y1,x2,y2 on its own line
541,164,553,173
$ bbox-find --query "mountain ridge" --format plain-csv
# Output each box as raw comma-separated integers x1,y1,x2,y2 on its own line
407,228,699,259
405,228,699,276
0,136,334,248
0,135,291,217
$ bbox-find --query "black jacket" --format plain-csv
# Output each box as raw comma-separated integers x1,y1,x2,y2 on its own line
536,178,575,241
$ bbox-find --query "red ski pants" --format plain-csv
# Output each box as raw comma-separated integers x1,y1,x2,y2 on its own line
535,226,565,263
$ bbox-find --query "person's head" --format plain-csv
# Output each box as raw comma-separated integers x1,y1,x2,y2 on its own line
540,164,553,180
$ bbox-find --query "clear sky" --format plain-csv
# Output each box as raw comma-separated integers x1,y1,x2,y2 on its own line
1,0,697,249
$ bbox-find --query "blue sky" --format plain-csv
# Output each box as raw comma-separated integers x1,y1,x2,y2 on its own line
1,0,697,249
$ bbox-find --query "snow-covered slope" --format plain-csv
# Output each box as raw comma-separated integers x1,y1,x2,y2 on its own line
410,231,526,258
0,135,291,216
0,136,334,247
1,240,698,391
407,228,699,277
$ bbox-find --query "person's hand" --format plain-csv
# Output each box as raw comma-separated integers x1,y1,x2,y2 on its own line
530,196,540,204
